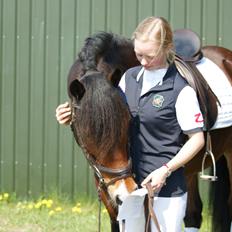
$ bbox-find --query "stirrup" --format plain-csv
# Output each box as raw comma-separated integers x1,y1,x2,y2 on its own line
200,150,218,181
200,132,217,181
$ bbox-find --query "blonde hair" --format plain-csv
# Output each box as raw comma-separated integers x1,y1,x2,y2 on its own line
132,16,175,63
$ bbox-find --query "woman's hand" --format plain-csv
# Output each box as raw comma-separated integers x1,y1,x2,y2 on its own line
141,166,169,192
55,102,72,125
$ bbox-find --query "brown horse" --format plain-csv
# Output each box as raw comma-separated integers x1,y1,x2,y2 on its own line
67,31,232,232
183,45,232,232
68,32,139,232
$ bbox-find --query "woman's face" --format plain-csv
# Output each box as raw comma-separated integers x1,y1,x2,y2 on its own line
134,39,167,70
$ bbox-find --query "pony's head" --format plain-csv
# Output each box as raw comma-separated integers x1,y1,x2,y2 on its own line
69,70,137,221
67,31,139,223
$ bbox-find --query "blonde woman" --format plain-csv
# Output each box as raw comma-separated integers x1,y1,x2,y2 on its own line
118,16,204,231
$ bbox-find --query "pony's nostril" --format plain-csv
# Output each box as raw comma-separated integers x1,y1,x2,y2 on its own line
116,195,123,205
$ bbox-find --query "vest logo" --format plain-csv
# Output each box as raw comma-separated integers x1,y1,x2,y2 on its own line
152,94,164,108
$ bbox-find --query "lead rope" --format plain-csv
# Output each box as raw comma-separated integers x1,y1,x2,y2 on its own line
145,183,161,232
97,186,102,232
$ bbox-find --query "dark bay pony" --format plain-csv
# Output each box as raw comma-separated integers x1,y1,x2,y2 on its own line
67,31,232,232
68,32,139,232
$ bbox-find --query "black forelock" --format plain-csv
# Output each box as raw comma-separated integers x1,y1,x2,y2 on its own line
78,32,115,70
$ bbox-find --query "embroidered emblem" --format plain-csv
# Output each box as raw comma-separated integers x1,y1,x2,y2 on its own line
152,94,164,108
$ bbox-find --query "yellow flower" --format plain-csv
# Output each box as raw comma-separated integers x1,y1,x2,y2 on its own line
46,202,52,208
3,193,9,199
76,202,81,207
0,195,3,201
102,209,107,214
49,210,55,216
72,206,77,212
55,207,62,212
28,203,34,209
72,206,82,214
47,199,53,205
41,199,48,205
34,202,42,209
76,207,82,213
39,199,53,208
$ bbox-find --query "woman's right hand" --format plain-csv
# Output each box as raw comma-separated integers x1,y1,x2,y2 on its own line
55,102,72,125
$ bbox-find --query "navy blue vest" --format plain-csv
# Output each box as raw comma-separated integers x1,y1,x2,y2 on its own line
124,64,188,197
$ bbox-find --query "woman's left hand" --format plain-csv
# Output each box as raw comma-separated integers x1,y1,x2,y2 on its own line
141,166,168,192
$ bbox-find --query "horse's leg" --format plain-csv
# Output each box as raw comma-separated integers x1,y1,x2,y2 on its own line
224,153,232,231
184,174,203,232
210,155,230,232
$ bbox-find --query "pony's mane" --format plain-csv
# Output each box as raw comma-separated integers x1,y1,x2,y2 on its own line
72,72,131,162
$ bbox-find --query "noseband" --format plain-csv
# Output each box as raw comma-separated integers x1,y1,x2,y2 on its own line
70,101,133,208
92,156,133,191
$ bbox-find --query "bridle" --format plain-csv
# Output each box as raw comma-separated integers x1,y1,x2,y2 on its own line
70,100,134,231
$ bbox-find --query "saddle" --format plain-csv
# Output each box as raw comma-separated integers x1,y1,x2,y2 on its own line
173,29,219,130
174,29,203,63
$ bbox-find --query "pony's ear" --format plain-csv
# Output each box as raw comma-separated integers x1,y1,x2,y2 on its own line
69,79,85,101
110,69,122,87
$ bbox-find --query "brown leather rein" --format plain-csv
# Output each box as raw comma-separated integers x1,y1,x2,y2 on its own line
70,101,133,231
145,183,161,232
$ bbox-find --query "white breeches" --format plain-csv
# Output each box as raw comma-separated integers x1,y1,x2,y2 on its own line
118,193,187,232
151,193,187,232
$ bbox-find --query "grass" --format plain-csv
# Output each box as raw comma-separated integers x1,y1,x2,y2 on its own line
0,192,212,232
0,192,111,232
